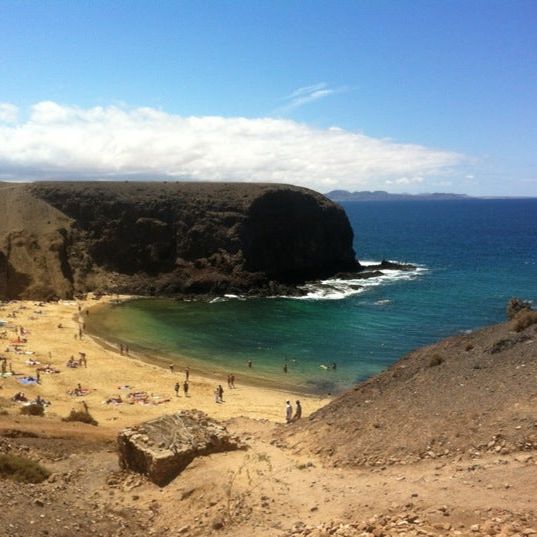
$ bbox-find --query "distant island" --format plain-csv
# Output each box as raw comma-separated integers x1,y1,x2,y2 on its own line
325,190,473,202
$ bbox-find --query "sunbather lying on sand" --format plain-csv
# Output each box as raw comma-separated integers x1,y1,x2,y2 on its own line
36,364,60,374
104,395,123,405
68,383,92,397
66,356,79,368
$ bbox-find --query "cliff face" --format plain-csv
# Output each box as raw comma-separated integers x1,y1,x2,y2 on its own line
0,181,358,299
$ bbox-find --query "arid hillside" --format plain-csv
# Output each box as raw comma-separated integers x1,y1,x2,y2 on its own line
281,309,537,468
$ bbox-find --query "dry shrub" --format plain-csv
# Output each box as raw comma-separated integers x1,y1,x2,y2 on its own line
512,310,537,333
429,354,444,367
506,297,532,320
0,453,50,483
62,409,98,426
20,403,44,416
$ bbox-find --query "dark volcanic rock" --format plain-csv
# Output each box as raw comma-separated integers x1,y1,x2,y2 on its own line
0,181,359,299
117,410,241,486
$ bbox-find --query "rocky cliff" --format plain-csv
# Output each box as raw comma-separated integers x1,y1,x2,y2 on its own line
0,181,358,299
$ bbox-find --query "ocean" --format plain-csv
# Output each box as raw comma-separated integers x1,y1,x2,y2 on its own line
87,199,537,394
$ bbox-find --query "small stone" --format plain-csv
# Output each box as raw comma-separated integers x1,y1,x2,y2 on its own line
211,517,224,530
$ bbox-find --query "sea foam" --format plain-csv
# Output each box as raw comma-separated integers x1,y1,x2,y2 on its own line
291,261,427,301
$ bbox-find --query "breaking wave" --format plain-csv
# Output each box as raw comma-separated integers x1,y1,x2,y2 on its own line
291,260,428,301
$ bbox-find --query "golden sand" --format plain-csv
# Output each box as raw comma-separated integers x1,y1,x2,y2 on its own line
0,296,331,429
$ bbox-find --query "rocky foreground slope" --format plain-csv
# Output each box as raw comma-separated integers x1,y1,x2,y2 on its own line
0,181,358,299
281,309,537,468
1,308,537,536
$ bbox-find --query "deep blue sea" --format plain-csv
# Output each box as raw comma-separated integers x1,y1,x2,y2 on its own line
88,199,537,394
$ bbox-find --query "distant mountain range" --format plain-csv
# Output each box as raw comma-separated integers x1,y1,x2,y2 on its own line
325,190,473,202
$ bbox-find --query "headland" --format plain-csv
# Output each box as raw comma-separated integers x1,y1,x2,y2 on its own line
0,181,359,300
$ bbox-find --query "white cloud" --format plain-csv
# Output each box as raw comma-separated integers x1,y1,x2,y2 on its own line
275,82,348,113
385,176,425,186
0,101,465,192
0,103,19,123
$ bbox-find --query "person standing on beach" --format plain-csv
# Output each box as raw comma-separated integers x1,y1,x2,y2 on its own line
285,401,293,424
230,374,235,389
174,382,180,397
247,360,252,368
217,384,224,402
293,400,302,421
183,380,189,397
185,367,190,381
169,363,175,374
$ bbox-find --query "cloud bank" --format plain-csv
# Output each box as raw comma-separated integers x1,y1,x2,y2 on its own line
0,101,464,192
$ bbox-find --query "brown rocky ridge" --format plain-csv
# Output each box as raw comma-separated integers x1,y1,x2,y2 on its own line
0,181,361,300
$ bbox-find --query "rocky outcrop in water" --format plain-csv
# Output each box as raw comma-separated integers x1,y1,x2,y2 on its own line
0,181,359,299
117,410,241,486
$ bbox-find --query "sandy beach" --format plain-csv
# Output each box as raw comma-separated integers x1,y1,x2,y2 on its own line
0,296,331,430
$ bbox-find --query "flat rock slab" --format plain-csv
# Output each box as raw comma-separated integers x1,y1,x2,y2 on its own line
118,410,242,486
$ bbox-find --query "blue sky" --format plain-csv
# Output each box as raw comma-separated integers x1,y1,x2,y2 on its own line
0,0,536,195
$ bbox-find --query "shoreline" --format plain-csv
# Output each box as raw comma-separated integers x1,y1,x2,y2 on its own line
0,295,333,430
85,297,343,398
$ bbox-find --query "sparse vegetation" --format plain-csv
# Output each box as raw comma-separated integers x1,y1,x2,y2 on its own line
465,343,474,351
224,452,277,525
429,354,444,367
506,297,532,320
0,453,50,483
20,403,45,416
62,409,98,426
512,310,537,333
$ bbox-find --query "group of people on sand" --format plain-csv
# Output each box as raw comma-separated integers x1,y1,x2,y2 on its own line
172,366,191,397
12,391,50,407
285,400,302,423
66,352,87,368
174,380,189,397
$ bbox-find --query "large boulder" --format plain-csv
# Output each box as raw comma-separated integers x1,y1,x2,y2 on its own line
117,410,242,486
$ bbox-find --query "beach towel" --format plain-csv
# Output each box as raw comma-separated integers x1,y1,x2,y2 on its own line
17,376,38,385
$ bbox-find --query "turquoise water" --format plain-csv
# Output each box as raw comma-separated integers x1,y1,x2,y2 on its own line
88,199,537,394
